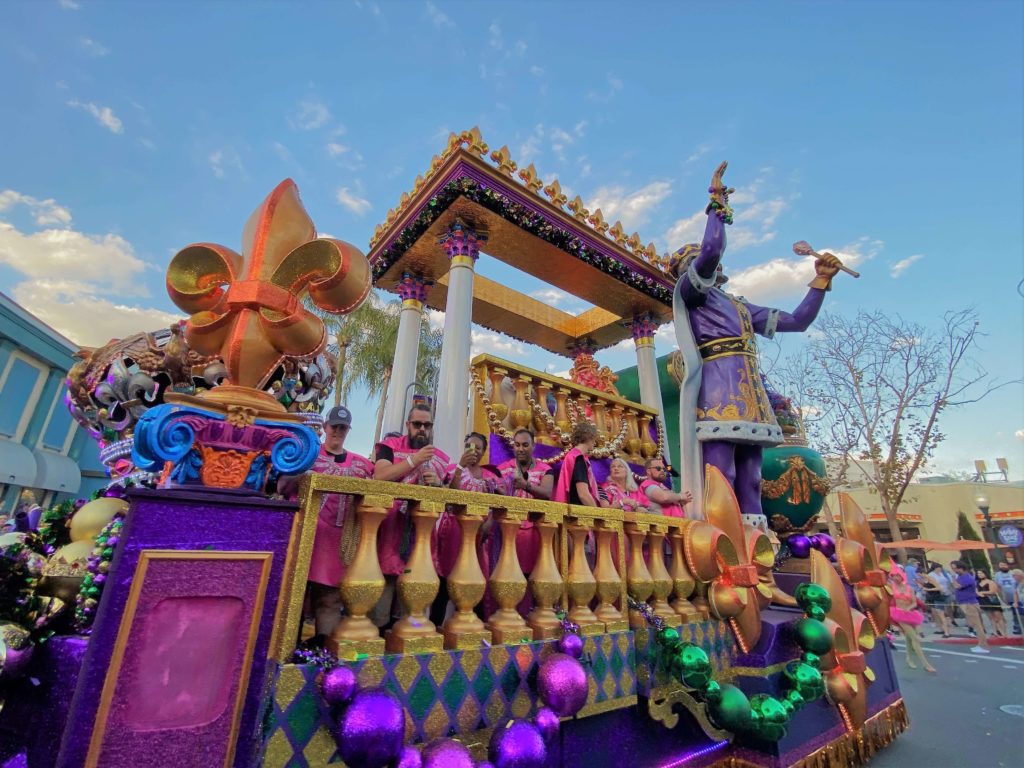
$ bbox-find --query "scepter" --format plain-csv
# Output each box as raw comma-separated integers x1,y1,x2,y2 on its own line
792,241,861,278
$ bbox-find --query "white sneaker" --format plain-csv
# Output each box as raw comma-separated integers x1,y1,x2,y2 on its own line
969,646,990,654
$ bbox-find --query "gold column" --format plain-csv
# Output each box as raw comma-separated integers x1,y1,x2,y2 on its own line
385,502,444,653
607,404,623,441
533,380,555,446
646,524,676,623
638,414,658,459
624,411,642,462
691,581,711,620
330,499,388,657
485,511,532,644
527,514,564,639
668,527,700,621
488,366,510,428
553,387,571,438
509,376,532,431
593,519,628,632
443,506,493,649
624,518,654,629
565,519,602,635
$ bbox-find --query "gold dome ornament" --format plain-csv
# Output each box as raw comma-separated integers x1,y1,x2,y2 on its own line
37,497,127,604
836,493,892,635
811,549,876,731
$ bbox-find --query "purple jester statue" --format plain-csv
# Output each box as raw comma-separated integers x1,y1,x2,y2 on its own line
671,162,847,526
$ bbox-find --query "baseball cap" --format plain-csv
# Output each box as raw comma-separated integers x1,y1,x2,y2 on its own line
325,406,353,427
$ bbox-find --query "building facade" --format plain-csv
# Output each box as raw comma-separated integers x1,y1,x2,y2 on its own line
0,293,107,516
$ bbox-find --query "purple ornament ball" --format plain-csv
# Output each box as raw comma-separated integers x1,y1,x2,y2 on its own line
395,746,423,768
537,653,588,717
533,707,560,743
335,689,406,768
488,720,547,768
477,763,496,768
0,642,34,681
788,534,812,559
815,534,836,559
420,739,474,768
321,665,358,706
557,632,584,659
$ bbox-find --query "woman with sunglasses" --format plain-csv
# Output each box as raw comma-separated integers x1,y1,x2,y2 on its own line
600,457,649,512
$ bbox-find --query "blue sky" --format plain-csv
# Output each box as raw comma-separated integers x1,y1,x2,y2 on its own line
1,0,1021,477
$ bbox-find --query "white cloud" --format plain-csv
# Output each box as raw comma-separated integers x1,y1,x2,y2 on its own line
272,141,293,163
66,100,123,134
12,280,180,347
586,181,672,230
488,21,503,50
425,1,453,28
1016,429,1024,440
59,0,80,9
0,190,72,227
890,254,924,278
327,142,349,157
425,308,445,331
663,210,705,249
726,239,875,305
471,330,525,358
290,100,330,131
79,37,109,56
0,193,178,345
586,73,623,103
530,65,545,77
730,197,786,249
336,187,372,216
686,144,711,164
208,147,243,179
514,40,527,56
138,137,156,150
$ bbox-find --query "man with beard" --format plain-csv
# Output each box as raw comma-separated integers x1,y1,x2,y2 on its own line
372,403,450,627
496,429,554,579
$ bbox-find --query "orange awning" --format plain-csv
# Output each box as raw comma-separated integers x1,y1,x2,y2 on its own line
881,539,996,552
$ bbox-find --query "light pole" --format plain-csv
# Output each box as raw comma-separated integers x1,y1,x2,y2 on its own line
975,492,997,566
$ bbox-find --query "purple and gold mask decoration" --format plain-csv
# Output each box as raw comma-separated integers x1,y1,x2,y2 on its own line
811,549,876,731
835,493,892,635
685,466,775,653
166,178,370,390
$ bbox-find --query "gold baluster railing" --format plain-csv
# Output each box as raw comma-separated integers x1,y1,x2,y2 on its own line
485,509,533,644
444,504,494,649
526,505,565,639
330,494,391,658
564,511,602,635
667,520,700,621
593,513,628,632
645,518,677,623
624,514,654,629
385,500,443,653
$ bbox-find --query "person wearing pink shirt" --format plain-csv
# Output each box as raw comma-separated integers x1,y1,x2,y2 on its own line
639,457,693,517
600,457,650,512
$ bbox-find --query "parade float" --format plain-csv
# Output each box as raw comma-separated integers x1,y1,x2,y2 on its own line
0,129,906,768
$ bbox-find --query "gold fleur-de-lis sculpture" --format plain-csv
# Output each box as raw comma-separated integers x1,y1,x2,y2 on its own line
811,549,876,731
685,466,775,653
836,493,892,635
166,179,371,390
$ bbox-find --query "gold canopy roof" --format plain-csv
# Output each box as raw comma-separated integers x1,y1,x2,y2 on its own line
367,128,677,356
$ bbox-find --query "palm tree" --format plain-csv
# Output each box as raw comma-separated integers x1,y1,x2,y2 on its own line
314,296,388,406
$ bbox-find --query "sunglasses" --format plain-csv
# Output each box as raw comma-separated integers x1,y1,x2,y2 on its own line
649,465,665,472
409,420,433,430
327,423,350,430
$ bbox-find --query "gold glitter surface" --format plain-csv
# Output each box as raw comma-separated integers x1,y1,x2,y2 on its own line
262,730,295,768
512,689,532,718
302,726,339,766
424,700,449,740
461,649,483,680
485,688,506,724
488,646,510,676
457,695,482,732
357,658,386,688
602,674,617,699
393,653,421,688
428,652,453,683
274,665,308,708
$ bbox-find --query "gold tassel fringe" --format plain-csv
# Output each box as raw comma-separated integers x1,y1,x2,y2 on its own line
712,699,909,768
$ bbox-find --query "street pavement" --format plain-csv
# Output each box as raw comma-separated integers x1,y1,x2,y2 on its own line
871,625,1024,768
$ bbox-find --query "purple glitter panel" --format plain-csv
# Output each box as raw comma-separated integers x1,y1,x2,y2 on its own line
56,488,300,768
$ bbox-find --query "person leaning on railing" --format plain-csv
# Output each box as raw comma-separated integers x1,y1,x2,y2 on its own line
552,422,601,506
600,457,649,512
639,457,693,517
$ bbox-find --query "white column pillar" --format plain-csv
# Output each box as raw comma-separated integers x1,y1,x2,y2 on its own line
632,316,672,469
433,222,484,460
382,274,430,436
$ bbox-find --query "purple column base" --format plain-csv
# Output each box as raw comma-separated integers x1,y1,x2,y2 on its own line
55,487,301,768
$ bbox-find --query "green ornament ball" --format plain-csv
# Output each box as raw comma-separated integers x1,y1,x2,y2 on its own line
794,618,832,655
801,651,820,669
657,627,680,647
785,688,805,710
807,605,827,622
674,643,713,689
784,661,825,701
706,683,752,733
748,694,790,742
703,679,723,705
795,583,832,615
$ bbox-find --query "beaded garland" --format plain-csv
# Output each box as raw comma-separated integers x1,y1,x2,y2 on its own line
630,581,831,742
73,511,126,632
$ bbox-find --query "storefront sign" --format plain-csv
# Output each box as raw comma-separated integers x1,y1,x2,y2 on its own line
997,525,1023,548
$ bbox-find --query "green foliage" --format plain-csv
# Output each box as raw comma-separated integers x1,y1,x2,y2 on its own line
955,510,991,573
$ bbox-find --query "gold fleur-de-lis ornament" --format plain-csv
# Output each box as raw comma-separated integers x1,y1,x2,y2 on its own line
836,493,892,635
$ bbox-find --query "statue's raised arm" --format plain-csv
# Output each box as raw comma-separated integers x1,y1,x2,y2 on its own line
678,161,735,308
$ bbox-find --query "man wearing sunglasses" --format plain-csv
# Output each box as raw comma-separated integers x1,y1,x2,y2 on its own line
640,457,693,518
372,403,451,627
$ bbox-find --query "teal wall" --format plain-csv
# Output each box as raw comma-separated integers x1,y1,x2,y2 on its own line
616,353,681,468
